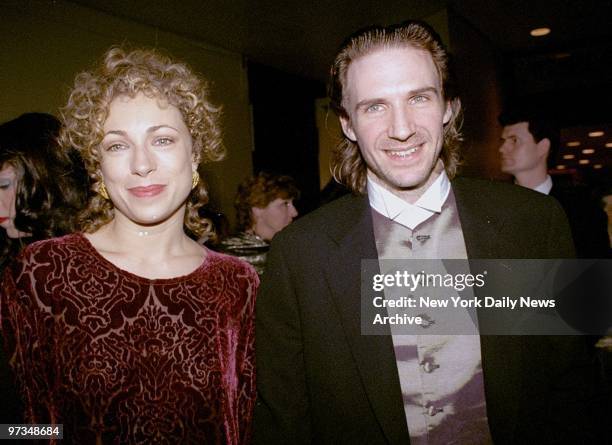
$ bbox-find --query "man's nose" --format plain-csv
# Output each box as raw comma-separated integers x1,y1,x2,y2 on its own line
289,204,298,219
388,106,415,141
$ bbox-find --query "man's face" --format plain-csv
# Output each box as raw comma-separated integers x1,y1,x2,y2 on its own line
499,122,548,175
340,46,451,200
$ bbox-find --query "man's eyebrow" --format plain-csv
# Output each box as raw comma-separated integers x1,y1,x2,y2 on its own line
354,98,386,111
354,86,439,111
408,86,438,96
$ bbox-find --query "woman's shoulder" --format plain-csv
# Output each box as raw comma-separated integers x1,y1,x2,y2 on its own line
202,250,260,302
4,234,92,284
19,233,90,261
2,234,92,304
205,249,260,283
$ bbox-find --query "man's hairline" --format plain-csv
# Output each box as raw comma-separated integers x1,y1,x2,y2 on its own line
503,121,545,145
338,42,446,118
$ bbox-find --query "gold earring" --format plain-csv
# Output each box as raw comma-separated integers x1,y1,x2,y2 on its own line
99,181,109,200
192,171,200,190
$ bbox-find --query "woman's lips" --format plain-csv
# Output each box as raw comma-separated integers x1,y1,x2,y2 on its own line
127,185,166,198
0,217,7,223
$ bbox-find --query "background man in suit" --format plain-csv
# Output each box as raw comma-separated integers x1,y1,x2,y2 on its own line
499,110,612,438
498,109,610,258
255,21,596,444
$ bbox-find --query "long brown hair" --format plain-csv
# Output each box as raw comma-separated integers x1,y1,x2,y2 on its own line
0,113,87,268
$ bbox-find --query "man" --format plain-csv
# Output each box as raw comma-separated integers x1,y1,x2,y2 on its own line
499,110,610,258
499,112,612,438
255,21,595,444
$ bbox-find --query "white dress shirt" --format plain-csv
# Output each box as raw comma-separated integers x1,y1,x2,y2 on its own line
367,171,451,230
532,175,553,195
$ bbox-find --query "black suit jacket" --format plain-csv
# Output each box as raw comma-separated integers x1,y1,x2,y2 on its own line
548,180,610,258
254,177,597,444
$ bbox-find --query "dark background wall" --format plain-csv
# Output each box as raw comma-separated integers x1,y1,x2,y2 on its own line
248,62,325,215
448,8,505,180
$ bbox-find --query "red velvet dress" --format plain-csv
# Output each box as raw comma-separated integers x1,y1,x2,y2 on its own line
0,233,258,444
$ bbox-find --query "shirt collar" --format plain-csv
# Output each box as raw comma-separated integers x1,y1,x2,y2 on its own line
532,175,553,195
367,170,451,230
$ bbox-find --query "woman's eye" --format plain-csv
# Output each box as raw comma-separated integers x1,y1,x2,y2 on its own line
154,137,173,146
106,143,126,152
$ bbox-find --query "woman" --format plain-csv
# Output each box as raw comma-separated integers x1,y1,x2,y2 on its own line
218,172,299,275
0,112,86,269
0,112,86,425
1,48,258,444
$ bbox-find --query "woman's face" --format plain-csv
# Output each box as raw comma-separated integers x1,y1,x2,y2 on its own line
252,197,298,240
99,93,196,228
0,164,25,238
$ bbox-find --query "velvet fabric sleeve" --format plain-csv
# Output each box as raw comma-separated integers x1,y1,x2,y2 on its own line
0,247,61,429
221,261,258,445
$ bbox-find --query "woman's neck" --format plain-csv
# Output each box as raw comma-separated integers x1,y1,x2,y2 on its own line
84,208,204,280
101,216,189,259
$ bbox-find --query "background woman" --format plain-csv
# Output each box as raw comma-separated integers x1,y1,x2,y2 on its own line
1,48,258,444
0,112,86,269
218,172,299,275
0,112,86,424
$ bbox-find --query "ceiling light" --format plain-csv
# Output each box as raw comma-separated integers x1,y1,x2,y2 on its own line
606,142,612,148
579,159,590,165
562,154,575,159
566,141,580,147
556,165,566,170
553,52,571,59
594,164,603,169
582,149,595,154
588,131,604,137
530,27,551,37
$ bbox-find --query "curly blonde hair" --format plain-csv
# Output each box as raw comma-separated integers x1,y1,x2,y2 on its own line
59,46,224,238
328,21,463,194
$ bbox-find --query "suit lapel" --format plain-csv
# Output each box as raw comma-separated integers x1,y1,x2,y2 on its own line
452,178,522,438
324,195,410,444
452,178,501,259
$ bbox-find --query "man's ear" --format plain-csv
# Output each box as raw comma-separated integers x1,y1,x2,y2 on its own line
443,99,456,125
340,115,357,142
537,137,551,159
